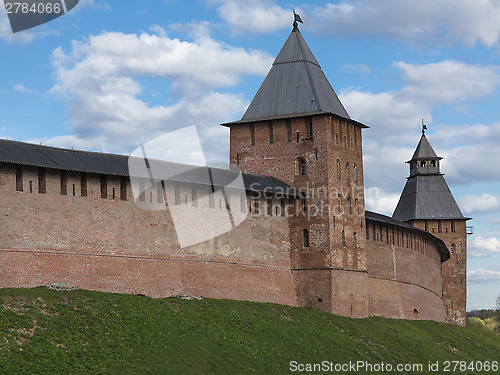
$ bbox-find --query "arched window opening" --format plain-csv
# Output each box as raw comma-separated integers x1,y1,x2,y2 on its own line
347,196,352,215
431,160,436,168
336,159,341,179
303,229,310,248
296,157,307,176
420,160,426,167
346,162,350,179
338,194,343,214
353,163,357,182
450,244,456,254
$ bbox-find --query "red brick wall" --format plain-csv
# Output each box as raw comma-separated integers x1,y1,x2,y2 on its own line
410,219,467,325
0,162,298,306
366,219,447,322
229,114,369,317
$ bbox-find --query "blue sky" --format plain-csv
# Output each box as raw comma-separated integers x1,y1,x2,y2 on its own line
1,0,499,310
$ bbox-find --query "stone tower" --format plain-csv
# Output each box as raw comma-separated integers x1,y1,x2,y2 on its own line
392,130,470,325
222,23,370,317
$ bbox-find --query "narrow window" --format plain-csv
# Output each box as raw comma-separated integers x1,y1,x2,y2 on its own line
431,160,436,168
157,182,163,203
303,229,310,248
15,164,23,192
120,176,127,201
38,167,46,194
268,121,273,144
353,164,357,182
296,130,300,142
29,181,33,193
253,195,260,215
240,192,246,212
346,162,350,180
250,123,255,145
286,119,292,141
60,170,67,195
149,191,153,203
342,230,346,247
81,172,88,197
236,153,240,165
100,174,107,199
301,198,307,212
420,160,426,167
296,158,306,176
451,220,455,233
209,189,215,208
306,116,313,139
347,196,352,215
267,198,273,216
192,186,198,207
281,198,285,216
450,244,456,255
438,220,442,233
73,184,76,197
336,159,341,179
174,183,181,205
139,179,145,202
425,220,428,232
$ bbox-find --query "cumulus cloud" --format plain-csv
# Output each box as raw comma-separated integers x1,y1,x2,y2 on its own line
468,268,500,283
364,187,400,216
342,60,500,190
205,0,290,35
469,236,500,258
459,194,500,214
47,28,273,162
307,0,500,47
13,84,37,94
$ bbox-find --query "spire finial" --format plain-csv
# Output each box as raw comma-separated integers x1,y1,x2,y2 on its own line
293,9,303,29
422,119,427,135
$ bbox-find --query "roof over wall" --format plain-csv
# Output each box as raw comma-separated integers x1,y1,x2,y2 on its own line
0,139,302,198
392,175,467,221
227,25,350,124
366,210,450,262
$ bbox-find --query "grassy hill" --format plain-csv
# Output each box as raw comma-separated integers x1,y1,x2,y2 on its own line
0,288,499,374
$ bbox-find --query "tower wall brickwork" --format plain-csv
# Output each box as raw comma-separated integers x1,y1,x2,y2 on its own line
410,219,467,325
229,113,368,317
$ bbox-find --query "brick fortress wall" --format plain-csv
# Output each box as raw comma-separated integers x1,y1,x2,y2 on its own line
366,219,447,322
0,162,300,306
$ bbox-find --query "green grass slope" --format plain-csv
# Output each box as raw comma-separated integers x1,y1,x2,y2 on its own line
0,288,498,374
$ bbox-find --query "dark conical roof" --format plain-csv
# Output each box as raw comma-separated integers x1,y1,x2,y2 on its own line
392,175,466,221
409,134,441,161
239,26,350,122
393,133,468,222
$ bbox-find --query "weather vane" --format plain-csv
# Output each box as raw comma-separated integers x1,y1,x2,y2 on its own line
293,9,303,29
422,119,427,135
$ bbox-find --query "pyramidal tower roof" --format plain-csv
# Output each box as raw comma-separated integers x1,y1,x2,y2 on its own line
409,134,441,161
393,132,467,222
239,24,350,123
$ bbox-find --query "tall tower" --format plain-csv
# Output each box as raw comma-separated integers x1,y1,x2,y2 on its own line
223,21,370,317
393,129,470,325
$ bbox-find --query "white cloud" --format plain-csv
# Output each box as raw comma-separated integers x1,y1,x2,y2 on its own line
469,236,500,258
459,194,500,214
13,84,37,94
307,0,500,47
47,28,273,161
468,268,500,283
343,61,500,190
206,0,290,35
364,187,400,216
